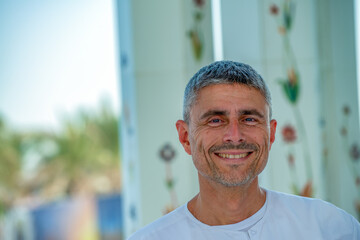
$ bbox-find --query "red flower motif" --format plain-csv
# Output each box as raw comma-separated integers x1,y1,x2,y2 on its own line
163,204,176,215
193,0,205,7
300,181,313,198
278,26,286,35
350,144,360,161
354,200,360,219
355,199,360,210
287,154,295,167
340,126,347,137
282,125,297,143
356,177,360,186
270,4,279,15
343,105,351,116
287,68,298,86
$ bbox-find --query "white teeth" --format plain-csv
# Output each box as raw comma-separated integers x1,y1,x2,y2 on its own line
218,153,249,159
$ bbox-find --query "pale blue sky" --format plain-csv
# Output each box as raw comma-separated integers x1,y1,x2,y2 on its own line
0,0,119,130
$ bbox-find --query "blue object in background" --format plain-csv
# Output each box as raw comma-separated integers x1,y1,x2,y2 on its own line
30,194,123,240
97,194,123,240
31,200,71,240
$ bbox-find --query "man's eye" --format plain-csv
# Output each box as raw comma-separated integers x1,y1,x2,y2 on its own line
208,118,223,125
210,119,221,123
244,118,257,124
245,118,255,122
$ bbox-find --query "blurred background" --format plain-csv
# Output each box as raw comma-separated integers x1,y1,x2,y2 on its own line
0,0,122,239
1,0,360,239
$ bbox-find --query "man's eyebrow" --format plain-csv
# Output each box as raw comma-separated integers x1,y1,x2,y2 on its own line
200,110,228,120
239,109,265,118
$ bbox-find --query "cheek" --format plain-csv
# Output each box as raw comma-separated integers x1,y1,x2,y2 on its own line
256,133,271,168
245,127,271,159
190,129,220,154
250,126,271,144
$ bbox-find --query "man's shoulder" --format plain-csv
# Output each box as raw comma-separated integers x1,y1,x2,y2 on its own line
268,189,346,213
128,204,189,240
266,189,359,235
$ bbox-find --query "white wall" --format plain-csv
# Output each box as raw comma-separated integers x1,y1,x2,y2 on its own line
316,0,360,217
118,0,360,236
219,0,360,218
220,0,324,197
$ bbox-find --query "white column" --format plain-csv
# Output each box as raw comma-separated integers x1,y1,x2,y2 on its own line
115,0,142,237
317,0,360,218
115,0,214,237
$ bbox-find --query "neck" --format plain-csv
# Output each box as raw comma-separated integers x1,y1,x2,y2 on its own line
188,176,266,226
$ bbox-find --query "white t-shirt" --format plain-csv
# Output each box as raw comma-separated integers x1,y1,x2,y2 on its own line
128,190,360,240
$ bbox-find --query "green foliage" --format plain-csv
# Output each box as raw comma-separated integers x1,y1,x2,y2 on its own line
166,179,174,190
279,77,300,104
0,100,121,214
283,0,295,31
0,116,24,216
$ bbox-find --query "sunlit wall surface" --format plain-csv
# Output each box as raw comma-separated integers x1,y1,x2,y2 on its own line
0,1,122,239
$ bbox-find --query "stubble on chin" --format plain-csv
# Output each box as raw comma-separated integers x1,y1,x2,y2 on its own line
193,136,270,188
204,144,269,187
195,148,256,188
212,159,257,187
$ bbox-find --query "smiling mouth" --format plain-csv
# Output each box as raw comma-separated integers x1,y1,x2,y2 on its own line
216,152,252,159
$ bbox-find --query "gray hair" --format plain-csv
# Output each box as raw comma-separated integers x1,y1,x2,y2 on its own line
183,60,272,123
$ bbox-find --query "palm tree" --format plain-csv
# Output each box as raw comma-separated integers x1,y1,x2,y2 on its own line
33,99,121,198
0,99,121,208
0,116,23,215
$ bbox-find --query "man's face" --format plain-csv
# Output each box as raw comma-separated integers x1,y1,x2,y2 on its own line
176,84,277,187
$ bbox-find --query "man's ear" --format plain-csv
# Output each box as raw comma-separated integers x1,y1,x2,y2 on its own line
269,119,277,150
176,120,191,155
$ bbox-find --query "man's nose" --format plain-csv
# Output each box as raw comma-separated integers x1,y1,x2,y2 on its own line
223,120,245,142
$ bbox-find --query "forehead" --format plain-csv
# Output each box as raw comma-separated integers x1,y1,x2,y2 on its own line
191,84,268,116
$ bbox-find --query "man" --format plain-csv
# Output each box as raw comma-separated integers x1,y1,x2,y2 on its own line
129,61,360,239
